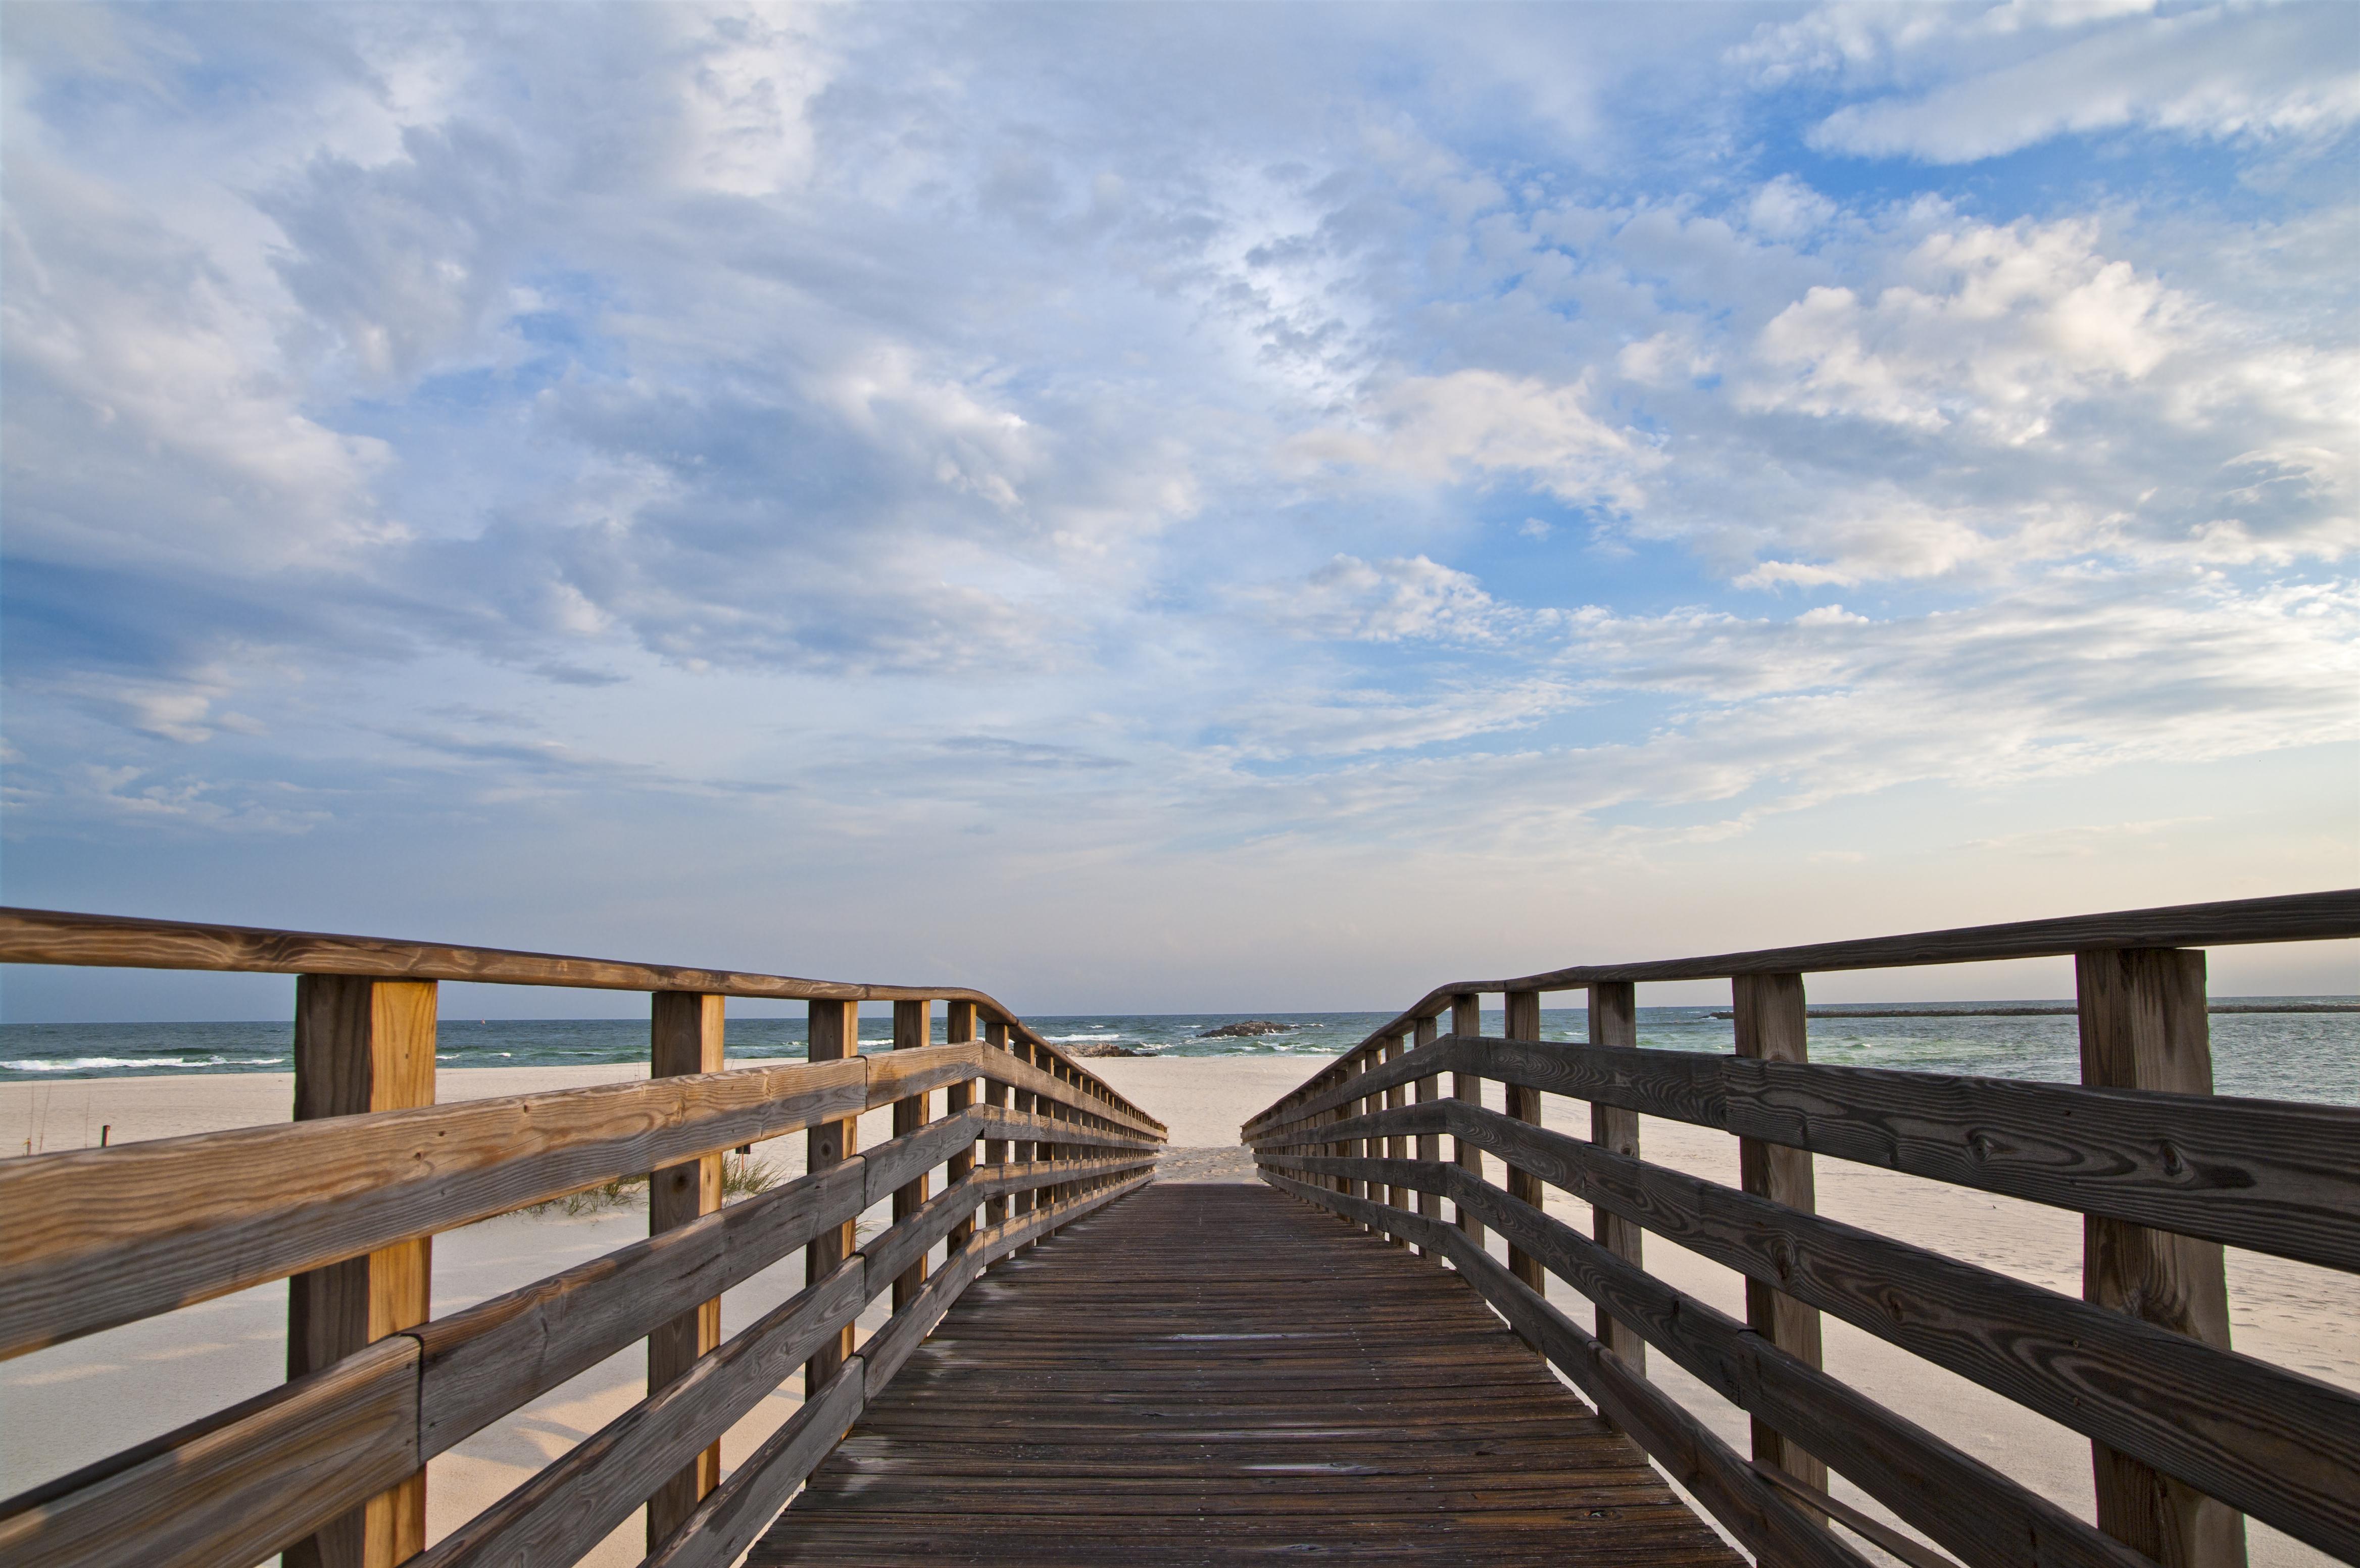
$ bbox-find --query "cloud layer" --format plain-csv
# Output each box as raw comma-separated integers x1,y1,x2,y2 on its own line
4,2,2354,1011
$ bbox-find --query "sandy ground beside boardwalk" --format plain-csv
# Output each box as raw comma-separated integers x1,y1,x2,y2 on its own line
5,1058,2351,1568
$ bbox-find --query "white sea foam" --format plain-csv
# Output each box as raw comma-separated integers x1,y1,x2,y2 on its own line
1,1055,288,1072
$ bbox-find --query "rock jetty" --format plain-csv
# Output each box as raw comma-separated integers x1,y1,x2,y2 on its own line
1196,1019,1293,1039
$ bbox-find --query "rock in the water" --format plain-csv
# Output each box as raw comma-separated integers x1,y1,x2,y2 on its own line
1195,1019,1293,1039
1066,1041,1149,1057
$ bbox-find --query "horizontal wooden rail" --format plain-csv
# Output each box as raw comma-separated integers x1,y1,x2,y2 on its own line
418,1167,1150,1568
0,1045,1157,1361
1266,1141,2359,1563
0,906,1163,1134
1249,1034,2360,1272
0,1144,1152,1568
1261,1172,1872,1568
1245,888,2359,1133
638,1171,1149,1568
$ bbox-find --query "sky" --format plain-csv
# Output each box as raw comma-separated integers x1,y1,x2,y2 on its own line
3,1,2356,1022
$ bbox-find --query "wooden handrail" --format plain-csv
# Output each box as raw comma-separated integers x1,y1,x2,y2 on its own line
0,1046,1152,1361
1245,893,2360,1568
1249,1033,2360,1271
0,906,1164,1133
1,1133,1154,1568
0,907,1169,1568
1244,887,2359,1133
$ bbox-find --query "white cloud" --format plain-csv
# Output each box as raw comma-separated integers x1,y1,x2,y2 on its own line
1743,3,2360,163
1286,370,1659,509
1742,216,2179,443
1242,555,1527,644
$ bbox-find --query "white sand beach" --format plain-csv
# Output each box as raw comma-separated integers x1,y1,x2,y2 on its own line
5,1060,2350,1568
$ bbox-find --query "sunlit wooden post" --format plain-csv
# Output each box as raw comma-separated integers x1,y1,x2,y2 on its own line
803,999,859,1394
2079,948,2246,1568
1733,971,1826,1499
982,1018,1011,1228
1503,990,1545,1291
285,975,435,1568
946,1001,978,1252
1451,992,1485,1246
646,991,725,1547
891,1000,932,1308
1412,1013,1442,1255
1588,981,1645,1374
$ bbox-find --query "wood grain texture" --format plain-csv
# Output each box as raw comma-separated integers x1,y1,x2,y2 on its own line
1413,1013,1443,1251
1249,1034,2360,1273
890,1001,933,1312
1264,1152,2153,1568
0,906,1164,1133
0,1057,870,1360
2079,949,2245,1568
0,1336,420,1568
756,1183,1744,1568
1733,972,1826,1500
1503,992,1545,1292
805,1001,861,1395
414,1158,868,1456
1259,1118,2360,1562
286,975,434,1568
1250,1178,1851,1568
415,1258,869,1568
643,1362,867,1568
1588,981,1645,1373
1242,890,2359,1132
945,1001,978,1253
648,991,728,1549
1451,991,1486,1247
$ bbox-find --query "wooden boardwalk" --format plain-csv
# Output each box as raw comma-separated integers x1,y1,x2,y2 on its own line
753,1182,1743,1566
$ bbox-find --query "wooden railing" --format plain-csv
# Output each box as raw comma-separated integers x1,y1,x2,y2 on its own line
1242,890,2360,1568
0,908,1166,1568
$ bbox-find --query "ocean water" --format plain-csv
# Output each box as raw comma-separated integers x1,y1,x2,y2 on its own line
2,1002,2352,1105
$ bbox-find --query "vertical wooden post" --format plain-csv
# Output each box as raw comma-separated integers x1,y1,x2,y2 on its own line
1413,1014,1442,1255
1015,1044,1040,1251
1588,981,1645,1374
1503,991,1545,1292
982,1020,1011,1228
1733,972,1826,1498
1383,1034,1408,1244
647,992,724,1549
1451,993,1485,1246
1345,1051,1369,1229
890,1000,932,1308
286,975,435,1568
2079,949,2246,1568
946,1001,978,1253
803,1000,859,1394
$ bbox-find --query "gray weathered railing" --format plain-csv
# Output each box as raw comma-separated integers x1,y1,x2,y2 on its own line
1243,890,2360,1568
0,908,1165,1568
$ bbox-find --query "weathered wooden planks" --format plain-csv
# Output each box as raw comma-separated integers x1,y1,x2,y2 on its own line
2078,949,2244,1568
755,1183,1745,1568
648,990,728,1548
284,974,436,1568
0,1042,1162,1364
1252,1033,2360,1272
1266,1135,2360,1562
0,1336,421,1568
1262,1151,2156,1568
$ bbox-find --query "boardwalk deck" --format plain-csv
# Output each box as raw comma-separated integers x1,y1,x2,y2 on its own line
753,1182,1744,1566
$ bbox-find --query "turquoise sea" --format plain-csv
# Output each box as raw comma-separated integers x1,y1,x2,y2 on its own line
2,1002,2352,1105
